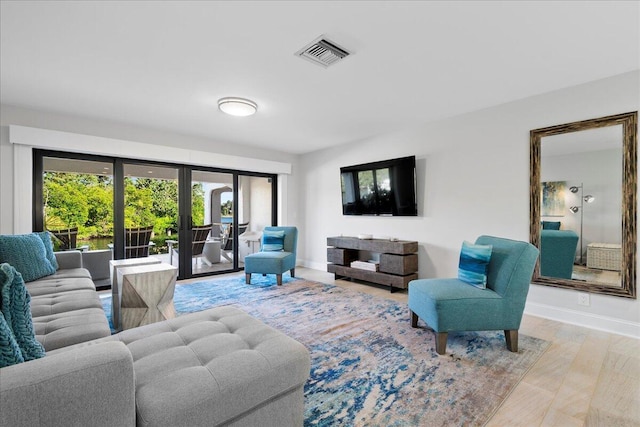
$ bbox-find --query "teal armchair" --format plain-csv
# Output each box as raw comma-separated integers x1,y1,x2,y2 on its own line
245,226,298,286
408,236,539,355
540,229,579,279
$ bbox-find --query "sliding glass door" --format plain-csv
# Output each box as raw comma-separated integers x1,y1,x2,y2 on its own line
34,150,277,282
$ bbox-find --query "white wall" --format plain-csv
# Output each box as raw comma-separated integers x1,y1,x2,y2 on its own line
297,70,640,337
249,177,273,233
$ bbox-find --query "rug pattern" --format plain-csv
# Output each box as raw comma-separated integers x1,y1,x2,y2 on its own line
100,275,549,427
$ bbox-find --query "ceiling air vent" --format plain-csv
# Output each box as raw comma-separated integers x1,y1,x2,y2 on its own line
295,36,351,68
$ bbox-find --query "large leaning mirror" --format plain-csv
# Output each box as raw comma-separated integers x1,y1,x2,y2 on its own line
530,111,637,299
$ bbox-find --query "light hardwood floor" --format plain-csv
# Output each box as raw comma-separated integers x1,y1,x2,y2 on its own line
292,267,640,427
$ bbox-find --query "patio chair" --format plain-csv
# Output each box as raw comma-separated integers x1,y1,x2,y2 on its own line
48,227,81,251
124,226,154,258
167,224,213,266
220,222,249,262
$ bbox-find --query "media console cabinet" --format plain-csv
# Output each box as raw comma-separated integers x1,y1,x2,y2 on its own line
327,236,418,292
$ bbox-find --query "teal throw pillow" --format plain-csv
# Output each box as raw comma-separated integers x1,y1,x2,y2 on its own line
458,241,493,289
262,230,285,252
0,311,24,368
0,263,46,362
541,221,561,230
0,234,56,282
36,232,59,271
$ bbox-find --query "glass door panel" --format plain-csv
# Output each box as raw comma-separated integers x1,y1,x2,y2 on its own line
43,157,114,250
237,175,274,265
123,163,179,265
191,170,235,275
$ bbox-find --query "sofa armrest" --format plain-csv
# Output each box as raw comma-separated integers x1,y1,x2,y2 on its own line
0,342,135,427
54,250,83,270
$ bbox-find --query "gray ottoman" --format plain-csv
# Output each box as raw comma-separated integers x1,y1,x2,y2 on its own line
100,305,310,426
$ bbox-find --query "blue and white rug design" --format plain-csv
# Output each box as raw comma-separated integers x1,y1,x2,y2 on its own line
101,274,549,426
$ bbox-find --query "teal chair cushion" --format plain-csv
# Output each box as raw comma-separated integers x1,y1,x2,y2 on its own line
409,278,504,332
458,241,492,289
541,221,561,230
0,233,57,282
262,229,285,252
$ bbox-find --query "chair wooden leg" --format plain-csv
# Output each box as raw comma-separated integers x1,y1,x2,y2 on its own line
290,268,295,278
435,332,448,355
505,330,518,352
410,310,419,328
276,274,282,286
245,273,251,284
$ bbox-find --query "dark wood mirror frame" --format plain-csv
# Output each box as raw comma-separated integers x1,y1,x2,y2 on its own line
530,111,637,299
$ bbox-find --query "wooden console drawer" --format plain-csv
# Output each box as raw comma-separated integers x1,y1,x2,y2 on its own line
380,253,418,275
327,247,358,265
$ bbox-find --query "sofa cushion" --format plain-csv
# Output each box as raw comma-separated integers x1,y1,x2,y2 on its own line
36,232,59,271
0,234,56,282
37,267,92,281
458,240,492,289
32,307,112,351
0,264,46,362
30,289,104,316
26,277,96,297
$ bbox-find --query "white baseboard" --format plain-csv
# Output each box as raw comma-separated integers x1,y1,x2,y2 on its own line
300,259,327,272
525,301,640,339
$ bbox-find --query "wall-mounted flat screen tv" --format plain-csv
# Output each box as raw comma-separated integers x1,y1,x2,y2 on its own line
340,155,417,216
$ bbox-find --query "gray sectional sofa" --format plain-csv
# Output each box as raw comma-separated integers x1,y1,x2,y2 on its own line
0,251,310,426
27,250,112,350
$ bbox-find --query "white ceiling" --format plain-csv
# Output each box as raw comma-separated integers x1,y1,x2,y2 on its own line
1,1,638,155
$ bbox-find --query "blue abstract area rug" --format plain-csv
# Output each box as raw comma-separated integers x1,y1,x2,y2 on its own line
100,274,549,427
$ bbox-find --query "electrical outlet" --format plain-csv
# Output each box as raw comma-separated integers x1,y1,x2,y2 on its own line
577,292,590,306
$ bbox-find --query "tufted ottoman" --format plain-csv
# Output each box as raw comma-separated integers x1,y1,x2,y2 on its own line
95,305,310,426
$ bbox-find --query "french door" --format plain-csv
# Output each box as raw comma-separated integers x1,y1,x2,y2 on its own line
34,150,276,281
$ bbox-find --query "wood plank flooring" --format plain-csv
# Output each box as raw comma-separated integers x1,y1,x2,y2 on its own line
294,267,640,427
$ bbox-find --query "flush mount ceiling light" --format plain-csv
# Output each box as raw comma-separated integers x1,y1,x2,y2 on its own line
218,97,257,117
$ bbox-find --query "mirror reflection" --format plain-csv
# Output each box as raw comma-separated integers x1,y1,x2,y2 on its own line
540,126,622,287
529,111,636,299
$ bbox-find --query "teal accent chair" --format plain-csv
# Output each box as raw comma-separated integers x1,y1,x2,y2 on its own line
245,227,298,286
408,236,539,355
540,229,579,279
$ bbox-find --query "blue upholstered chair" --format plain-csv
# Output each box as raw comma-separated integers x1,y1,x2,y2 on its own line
244,226,298,286
540,229,579,279
408,236,539,355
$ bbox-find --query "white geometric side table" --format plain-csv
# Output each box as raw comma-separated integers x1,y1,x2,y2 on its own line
117,263,178,330
110,257,161,330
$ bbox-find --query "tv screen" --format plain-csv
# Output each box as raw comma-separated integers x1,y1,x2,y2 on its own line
340,156,417,216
